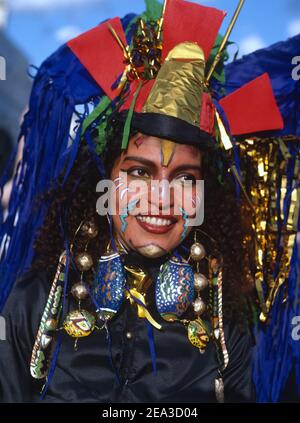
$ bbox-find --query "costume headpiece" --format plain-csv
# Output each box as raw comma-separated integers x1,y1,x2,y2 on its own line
67,0,283,150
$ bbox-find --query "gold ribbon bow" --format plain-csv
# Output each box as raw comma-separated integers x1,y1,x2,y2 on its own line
124,265,162,330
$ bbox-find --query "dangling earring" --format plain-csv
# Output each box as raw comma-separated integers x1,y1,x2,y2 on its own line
63,220,99,350
71,222,98,310
189,230,208,317
187,230,210,352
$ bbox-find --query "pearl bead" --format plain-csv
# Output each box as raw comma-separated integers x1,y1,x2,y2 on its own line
71,282,89,300
193,297,206,315
194,273,209,291
75,253,93,272
80,221,98,239
190,242,206,261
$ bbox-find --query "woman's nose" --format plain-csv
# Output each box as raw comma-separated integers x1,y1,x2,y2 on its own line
148,179,175,212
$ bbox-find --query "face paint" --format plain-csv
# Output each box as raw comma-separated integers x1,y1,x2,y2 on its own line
179,207,189,241
136,244,167,258
113,175,125,191
120,198,139,233
110,134,202,258
120,187,129,200
134,134,146,148
160,139,177,167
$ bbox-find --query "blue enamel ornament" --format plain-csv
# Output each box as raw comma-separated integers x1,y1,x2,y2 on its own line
93,252,126,319
155,259,195,321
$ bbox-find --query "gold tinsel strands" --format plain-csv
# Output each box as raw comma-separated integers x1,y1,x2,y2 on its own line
107,18,163,93
127,18,163,81
237,136,299,322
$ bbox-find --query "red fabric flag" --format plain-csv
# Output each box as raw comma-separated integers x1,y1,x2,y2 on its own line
68,17,126,99
162,0,226,61
219,73,284,136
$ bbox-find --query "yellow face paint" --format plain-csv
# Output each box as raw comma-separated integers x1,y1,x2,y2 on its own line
161,139,177,167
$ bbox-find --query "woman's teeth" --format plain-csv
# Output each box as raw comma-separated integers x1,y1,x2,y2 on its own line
136,216,173,226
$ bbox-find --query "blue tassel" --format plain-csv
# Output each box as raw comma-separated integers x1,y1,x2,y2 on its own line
88,288,122,386
147,321,157,375
106,325,122,387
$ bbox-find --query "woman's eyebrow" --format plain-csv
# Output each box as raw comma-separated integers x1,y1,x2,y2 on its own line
122,156,157,168
173,164,202,173
121,157,202,178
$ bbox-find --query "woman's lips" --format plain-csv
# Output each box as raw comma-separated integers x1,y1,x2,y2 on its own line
135,215,177,234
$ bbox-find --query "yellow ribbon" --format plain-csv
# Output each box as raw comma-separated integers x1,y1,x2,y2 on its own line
125,288,162,330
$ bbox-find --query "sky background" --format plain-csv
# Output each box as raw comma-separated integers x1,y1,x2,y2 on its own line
3,0,300,67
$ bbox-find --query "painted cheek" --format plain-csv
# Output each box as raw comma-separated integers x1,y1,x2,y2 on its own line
126,179,149,216
119,198,140,233
173,182,201,218
113,174,150,228
113,173,140,211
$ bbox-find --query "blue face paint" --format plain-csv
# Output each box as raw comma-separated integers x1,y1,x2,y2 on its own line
120,198,139,233
179,207,189,241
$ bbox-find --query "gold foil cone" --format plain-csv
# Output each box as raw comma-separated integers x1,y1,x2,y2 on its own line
142,42,206,128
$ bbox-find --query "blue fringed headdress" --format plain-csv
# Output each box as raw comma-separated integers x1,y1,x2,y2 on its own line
0,12,137,311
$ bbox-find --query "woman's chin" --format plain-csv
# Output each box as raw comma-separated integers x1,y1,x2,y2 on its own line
135,244,168,258
114,216,186,258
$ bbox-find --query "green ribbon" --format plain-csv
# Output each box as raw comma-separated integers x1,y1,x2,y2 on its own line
121,82,143,150
81,96,111,137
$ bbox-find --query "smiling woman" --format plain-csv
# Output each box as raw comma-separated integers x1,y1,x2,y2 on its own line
110,134,203,256
0,0,284,405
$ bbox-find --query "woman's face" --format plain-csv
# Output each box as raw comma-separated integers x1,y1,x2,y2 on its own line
110,133,202,257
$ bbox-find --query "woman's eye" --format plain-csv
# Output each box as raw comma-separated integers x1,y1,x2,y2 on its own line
175,174,197,184
128,168,150,178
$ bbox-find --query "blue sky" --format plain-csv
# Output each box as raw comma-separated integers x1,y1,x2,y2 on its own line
4,0,300,67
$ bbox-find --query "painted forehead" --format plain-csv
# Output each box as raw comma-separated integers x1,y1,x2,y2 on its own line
122,133,201,167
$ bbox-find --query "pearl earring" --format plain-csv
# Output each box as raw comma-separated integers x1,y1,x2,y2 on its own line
189,231,208,318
